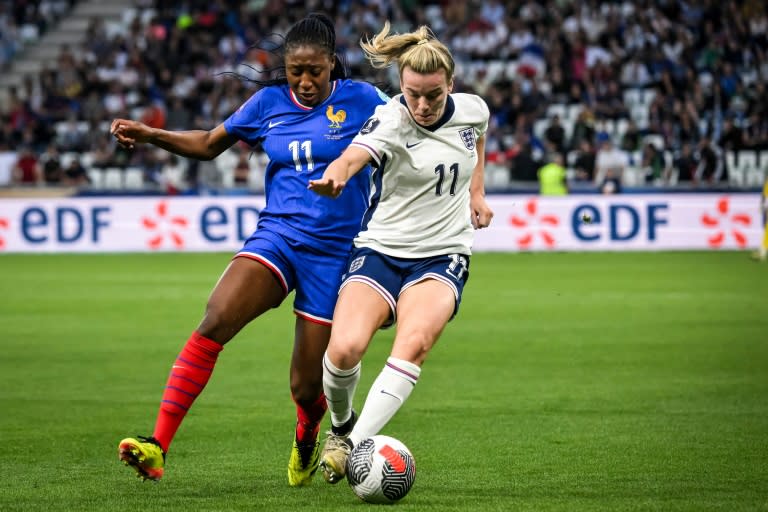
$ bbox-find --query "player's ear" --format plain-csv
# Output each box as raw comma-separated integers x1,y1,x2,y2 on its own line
447,77,454,93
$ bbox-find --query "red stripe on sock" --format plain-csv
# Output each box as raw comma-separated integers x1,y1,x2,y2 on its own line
293,393,327,444
153,331,222,452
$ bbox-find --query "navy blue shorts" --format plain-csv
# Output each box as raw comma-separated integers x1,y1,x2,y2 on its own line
236,229,349,325
340,247,471,328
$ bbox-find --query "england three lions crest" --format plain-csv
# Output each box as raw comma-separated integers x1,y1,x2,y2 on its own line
459,128,476,150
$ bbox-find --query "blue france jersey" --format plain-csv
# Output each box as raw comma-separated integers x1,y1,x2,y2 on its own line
224,79,387,252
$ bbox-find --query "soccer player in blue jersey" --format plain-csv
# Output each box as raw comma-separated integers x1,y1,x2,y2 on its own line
308,22,494,484
110,13,387,485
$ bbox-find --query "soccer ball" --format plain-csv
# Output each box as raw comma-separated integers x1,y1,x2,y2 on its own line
346,435,416,504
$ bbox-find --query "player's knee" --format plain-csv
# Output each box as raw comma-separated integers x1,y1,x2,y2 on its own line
290,378,323,405
326,337,365,370
393,332,434,364
197,301,239,344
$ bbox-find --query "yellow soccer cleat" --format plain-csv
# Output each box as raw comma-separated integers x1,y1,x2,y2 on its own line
118,436,165,481
319,433,353,484
287,437,320,486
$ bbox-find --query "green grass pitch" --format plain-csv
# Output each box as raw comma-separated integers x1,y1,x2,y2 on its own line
0,252,766,511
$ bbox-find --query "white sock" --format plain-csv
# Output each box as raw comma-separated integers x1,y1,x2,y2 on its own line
348,357,421,446
322,352,361,428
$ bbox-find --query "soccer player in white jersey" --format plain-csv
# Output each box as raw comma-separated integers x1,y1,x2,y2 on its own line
308,21,494,484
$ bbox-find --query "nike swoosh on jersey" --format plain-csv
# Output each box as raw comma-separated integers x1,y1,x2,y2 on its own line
268,120,285,128
405,141,421,148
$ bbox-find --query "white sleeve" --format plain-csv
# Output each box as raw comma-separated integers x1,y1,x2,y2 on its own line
349,101,404,167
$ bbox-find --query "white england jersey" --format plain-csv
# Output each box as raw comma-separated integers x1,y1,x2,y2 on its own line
349,93,489,258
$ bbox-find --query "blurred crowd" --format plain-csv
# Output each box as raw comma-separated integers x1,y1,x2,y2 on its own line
1,0,767,192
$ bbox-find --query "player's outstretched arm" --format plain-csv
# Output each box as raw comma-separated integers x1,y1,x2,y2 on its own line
110,120,236,161
469,135,493,229
308,146,372,198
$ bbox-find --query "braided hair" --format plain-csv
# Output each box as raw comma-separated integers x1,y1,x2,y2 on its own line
285,12,347,81
232,12,348,87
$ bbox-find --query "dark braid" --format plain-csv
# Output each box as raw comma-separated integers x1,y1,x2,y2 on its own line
224,12,348,87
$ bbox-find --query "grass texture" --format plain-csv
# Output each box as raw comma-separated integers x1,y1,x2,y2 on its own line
0,252,766,511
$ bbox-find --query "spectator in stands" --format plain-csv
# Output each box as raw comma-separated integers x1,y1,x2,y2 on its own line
569,107,596,152
743,112,768,151
12,146,41,185
0,144,16,186
57,115,87,153
599,168,622,195
39,143,63,184
620,54,652,89
573,138,596,182
594,80,630,120
694,135,725,185
509,134,540,182
620,119,642,152
63,157,90,187
718,118,744,152
233,150,250,188
90,136,130,169
537,153,568,196
673,142,698,183
165,96,192,131
544,114,566,156
641,142,667,184
158,154,187,195
594,132,627,188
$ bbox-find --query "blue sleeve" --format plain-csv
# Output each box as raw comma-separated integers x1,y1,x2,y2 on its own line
223,88,267,145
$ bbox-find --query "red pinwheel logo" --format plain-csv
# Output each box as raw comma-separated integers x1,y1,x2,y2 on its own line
700,196,751,248
0,217,8,250
509,198,559,249
141,201,189,249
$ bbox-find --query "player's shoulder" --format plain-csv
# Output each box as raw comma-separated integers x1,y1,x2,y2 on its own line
235,85,286,113
450,93,490,118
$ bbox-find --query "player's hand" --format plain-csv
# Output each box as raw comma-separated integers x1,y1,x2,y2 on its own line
308,176,347,198
110,119,150,149
470,194,493,229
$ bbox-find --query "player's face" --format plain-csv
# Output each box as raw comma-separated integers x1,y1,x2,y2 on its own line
400,66,453,127
285,45,335,107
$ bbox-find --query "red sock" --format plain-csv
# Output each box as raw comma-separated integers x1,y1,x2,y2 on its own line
294,393,327,444
152,331,223,452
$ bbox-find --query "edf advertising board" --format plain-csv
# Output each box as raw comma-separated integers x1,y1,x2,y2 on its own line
0,194,761,253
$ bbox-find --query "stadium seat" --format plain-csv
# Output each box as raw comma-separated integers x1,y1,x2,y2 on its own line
759,151,768,174
631,105,649,129
738,150,764,186
643,134,664,150
103,168,124,189
623,88,641,108
726,151,737,176
124,168,145,190
87,169,104,189
533,119,548,140
60,152,77,169
638,88,657,107
622,165,644,187
615,119,630,138
546,103,567,120
664,151,675,185
746,167,765,187
485,163,510,190
738,150,758,175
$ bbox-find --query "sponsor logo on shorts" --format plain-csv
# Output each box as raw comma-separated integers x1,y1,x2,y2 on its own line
349,255,366,272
